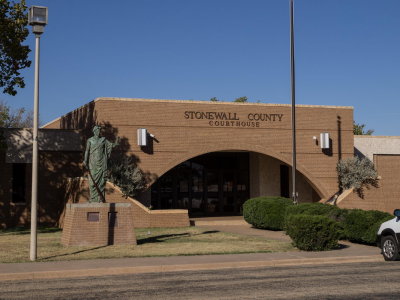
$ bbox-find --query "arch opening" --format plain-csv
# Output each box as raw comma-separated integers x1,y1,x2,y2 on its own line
148,151,322,217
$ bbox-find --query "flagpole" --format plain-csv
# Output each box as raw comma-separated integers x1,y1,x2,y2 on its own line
290,0,298,204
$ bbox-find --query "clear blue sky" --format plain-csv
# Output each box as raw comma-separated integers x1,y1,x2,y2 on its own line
2,0,399,135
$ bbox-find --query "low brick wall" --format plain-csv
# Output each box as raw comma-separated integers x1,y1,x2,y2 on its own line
64,178,190,228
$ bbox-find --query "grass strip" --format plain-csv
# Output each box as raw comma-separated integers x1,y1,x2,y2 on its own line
0,227,295,263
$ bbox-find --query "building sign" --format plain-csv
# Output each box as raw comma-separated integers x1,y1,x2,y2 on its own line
184,111,284,128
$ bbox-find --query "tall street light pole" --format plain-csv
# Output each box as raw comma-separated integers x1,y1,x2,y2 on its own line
28,5,48,261
290,0,298,204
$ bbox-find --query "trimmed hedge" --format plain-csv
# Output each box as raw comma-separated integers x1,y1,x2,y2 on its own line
243,196,293,230
285,214,341,251
343,209,392,244
285,202,346,222
284,202,348,239
243,197,394,248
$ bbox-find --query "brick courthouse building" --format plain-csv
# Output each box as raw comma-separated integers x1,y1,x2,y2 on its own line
1,98,400,228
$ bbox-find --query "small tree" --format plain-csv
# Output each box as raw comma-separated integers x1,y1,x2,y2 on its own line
353,122,374,135
234,96,248,103
0,101,32,127
108,156,147,198
0,0,31,96
0,101,33,150
210,97,219,102
0,103,8,126
337,157,378,197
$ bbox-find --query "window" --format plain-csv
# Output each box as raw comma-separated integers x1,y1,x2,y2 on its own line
280,165,289,198
12,163,27,204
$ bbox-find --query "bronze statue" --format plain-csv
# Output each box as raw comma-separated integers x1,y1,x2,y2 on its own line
83,125,118,202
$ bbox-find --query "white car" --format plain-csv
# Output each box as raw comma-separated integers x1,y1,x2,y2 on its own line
377,209,400,261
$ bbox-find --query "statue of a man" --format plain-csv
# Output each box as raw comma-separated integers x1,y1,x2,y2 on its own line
83,126,117,203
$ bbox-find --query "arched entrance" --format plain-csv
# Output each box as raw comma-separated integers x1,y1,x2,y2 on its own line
150,151,322,217
151,152,249,216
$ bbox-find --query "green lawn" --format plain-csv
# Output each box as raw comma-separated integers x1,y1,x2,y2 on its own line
0,227,296,263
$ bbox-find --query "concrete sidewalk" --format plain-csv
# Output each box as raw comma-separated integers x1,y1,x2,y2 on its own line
0,221,384,282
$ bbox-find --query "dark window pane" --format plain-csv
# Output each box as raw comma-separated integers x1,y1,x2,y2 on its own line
12,164,26,203
151,152,249,216
207,170,219,192
280,165,290,198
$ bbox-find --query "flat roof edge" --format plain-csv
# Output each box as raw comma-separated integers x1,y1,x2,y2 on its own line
355,135,400,139
43,97,354,127
93,97,354,109
41,117,61,128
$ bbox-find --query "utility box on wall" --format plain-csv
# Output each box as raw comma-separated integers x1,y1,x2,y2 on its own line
137,128,147,146
320,132,330,149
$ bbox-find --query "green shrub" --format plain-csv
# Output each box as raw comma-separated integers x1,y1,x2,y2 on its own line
285,202,345,222
285,214,341,251
243,196,293,230
108,155,146,198
243,196,393,247
343,209,393,244
284,203,348,239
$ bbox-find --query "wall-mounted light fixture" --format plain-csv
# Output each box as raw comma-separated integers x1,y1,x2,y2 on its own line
320,132,330,149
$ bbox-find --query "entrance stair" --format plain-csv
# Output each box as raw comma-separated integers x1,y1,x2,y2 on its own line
190,216,247,226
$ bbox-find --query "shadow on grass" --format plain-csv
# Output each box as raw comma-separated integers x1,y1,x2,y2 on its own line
250,226,282,231
0,227,62,235
40,245,108,261
137,230,220,245
335,243,350,250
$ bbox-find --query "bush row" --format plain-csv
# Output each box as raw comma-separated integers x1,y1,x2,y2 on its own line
342,209,393,244
243,197,393,251
243,196,293,231
285,214,341,251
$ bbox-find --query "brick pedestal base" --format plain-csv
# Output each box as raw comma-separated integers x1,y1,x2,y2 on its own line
61,203,136,246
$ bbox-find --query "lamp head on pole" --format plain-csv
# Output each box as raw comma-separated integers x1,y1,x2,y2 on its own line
28,6,48,35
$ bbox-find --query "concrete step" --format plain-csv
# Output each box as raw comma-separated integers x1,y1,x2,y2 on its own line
190,217,248,226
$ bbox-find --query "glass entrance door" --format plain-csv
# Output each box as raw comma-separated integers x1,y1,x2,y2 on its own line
222,170,235,214
205,169,219,214
151,152,249,216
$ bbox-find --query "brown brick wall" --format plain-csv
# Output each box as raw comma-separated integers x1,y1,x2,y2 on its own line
46,98,354,200
0,150,81,228
1,98,354,227
338,154,400,213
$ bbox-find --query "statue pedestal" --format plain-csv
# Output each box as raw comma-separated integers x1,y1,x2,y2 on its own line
61,203,136,246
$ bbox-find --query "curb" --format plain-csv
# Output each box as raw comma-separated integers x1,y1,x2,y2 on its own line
0,255,382,282
193,220,248,226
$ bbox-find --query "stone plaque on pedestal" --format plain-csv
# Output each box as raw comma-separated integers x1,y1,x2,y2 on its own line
61,203,136,246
